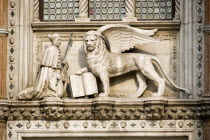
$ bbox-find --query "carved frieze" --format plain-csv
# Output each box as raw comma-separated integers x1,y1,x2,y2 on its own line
0,99,209,121
196,0,205,97
7,119,203,140
7,0,17,100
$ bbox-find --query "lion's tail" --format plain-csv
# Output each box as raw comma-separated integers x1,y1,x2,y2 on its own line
151,56,191,95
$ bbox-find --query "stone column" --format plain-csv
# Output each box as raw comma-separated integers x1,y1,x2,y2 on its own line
204,120,210,140
33,0,40,21
204,0,210,97
75,0,90,22
0,121,6,140
12,0,34,97
0,0,8,139
174,0,180,20
0,0,8,100
123,0,137,21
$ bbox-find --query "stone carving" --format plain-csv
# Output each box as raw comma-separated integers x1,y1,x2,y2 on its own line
123,0,137,21
8,107,41,120
8,0,17,100
33,0,40,21
0,100,209,121
10,1,16,8
174,0,180,20
78,0,88,18
196,0,205,97
0,107,9,120
41,106,63,120
17,33,69,100
70,70,98,98
7,120,201,140
83,24,190,98
125,0,135,17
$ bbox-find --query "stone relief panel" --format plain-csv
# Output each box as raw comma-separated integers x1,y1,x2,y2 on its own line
33,29,181,99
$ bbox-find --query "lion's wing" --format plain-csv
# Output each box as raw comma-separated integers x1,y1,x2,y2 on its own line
97,24,159,53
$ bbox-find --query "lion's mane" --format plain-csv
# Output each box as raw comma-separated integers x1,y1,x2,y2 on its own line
84,31,109,77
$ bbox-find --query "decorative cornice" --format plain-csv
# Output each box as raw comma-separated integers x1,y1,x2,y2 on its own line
32,21,181,31
1,98,210,121
0,28,9,35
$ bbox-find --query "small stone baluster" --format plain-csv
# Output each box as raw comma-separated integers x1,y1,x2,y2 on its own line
33,0,40,21
123,0,137,21
174,0,180,20
75,0,90,22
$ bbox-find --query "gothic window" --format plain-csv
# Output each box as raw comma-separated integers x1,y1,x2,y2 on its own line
136,0,174,20
89,0,126,21
42,0,79,21
40,0,175,21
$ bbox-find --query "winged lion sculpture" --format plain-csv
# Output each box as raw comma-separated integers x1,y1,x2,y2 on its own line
82,24,190,98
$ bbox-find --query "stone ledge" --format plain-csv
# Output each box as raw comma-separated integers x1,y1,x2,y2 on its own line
0,98,210,121
3,98,210,107
32,20,181,32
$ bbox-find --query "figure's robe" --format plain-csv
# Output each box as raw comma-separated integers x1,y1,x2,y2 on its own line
17,45,64,100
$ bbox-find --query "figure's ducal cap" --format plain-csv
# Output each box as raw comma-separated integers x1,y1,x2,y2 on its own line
48,33,61,42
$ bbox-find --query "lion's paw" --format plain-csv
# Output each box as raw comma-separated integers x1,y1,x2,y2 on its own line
99,93,109,97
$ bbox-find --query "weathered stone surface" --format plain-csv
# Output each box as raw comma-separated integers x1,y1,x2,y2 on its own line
204,120,210,140
0,0,8,100
6,120,200,140
204,0,210,97
0,1,8,139
0,121,6,140
0,99,208,121
0,36,7,99
0,0,8,28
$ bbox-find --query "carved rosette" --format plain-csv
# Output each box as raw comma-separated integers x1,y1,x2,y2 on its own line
79,0,88,18
125,0,136,18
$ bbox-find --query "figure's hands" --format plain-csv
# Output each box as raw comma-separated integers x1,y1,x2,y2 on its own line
75,67,88,75
62,59,69,69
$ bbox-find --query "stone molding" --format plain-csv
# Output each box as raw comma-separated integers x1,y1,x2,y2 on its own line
0,98,210,121
32,21,181,31
204,25,210,32
7,0,17,100
195,0,205,98
7,120,202,140
204,0,210,98
0,28,8,35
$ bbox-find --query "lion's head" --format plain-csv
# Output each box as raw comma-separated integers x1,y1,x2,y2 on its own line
84,31,107,54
